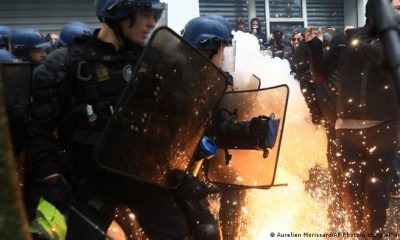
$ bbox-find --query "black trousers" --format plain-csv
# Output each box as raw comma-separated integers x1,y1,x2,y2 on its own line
324,123,345,230
336,121,399,233
66,168,189,240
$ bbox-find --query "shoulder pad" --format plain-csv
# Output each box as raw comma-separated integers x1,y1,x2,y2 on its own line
46,48,68,70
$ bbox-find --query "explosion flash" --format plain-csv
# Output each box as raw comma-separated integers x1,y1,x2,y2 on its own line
226,31,336,239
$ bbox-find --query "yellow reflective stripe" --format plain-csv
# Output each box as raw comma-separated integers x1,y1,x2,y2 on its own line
30,197,67,240
31,217,56,239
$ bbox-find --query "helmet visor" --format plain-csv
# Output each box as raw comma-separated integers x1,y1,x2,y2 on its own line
109,0,165,22
134,2,165,22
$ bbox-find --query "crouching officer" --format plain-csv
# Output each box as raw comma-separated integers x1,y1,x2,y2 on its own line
26,0,190,239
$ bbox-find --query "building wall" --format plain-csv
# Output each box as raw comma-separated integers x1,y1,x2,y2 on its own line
200,0,346,35
161,0,199,34
0,0,364,36
357,0,367,27
344,0,358,27
0,0,99,34
0,0,199,35
306,0,344,30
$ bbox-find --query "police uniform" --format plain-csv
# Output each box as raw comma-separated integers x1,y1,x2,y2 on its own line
27,30,189,239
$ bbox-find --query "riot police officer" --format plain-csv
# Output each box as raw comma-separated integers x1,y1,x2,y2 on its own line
12,28,49,65
183,16,232,67
27,0,190,239
183,16,244,240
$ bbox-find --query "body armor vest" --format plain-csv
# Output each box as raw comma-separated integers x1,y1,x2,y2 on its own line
61,43,140,148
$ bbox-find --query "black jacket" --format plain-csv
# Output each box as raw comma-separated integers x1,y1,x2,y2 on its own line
307,28,400,121
27,31,143,182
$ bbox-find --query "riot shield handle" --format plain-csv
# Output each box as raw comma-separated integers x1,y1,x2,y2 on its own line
189,136,217,177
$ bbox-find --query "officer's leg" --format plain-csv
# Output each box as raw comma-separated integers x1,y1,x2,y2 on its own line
363,122,398,233
336,129,365,232
325,124,345,230
66,170,120,240
125,183,190,240
66,201,114,240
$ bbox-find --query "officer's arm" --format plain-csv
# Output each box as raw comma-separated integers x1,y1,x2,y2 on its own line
351,41,384,66
28,48,68,182
306,37,326,83
306,33,343,83
345,27,384,65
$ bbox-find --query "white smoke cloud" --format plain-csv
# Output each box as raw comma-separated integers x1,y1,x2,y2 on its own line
224,30,331,238
228,30,328,175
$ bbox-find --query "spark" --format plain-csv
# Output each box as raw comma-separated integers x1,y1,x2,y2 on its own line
351,38,359,46
368,146,377,153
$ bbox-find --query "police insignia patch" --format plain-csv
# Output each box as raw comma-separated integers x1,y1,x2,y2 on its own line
123,64,133,82
96,66,110,82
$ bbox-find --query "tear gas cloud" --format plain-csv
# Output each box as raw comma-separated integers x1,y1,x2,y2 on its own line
220,31,331,238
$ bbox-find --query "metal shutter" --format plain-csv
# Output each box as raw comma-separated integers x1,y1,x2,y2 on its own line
0,0,100,34
306,0,344,30
199,0,266,33
269,0,303,18
255,0,266,33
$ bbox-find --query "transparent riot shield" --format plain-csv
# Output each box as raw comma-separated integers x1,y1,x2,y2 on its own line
206,85,288,188
0,63,31,158
94,27,228,188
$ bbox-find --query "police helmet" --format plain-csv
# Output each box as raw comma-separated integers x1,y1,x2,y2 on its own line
57,22,93,47
0,25,12,37
183,16,232,50
96,0,164,21
0,49,16,63
12,28,49,50
0,25,13,47
204,15,233,34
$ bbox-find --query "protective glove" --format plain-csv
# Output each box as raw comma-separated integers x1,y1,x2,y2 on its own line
249,115,280,149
